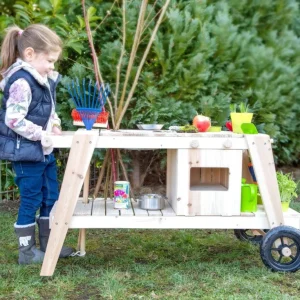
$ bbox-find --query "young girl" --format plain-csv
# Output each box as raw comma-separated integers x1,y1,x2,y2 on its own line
0,24,74,264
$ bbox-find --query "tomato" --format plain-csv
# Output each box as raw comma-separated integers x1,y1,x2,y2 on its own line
225,121,233,131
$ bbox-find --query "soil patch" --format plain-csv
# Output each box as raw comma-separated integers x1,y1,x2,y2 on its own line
0,199,19,213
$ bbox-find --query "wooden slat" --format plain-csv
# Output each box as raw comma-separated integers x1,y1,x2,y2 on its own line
201,168,212,183
92,198,105,216
245,134,284,228
73,198,93,216
166,149,173,202
96,136,248,150
131,199,149,216
67,211,300,229
212,168,221,184
100,130,243,138
106,199,119,216
220,168,229,188
190,184,227,191
161,200,176,216
51,131,247,150
49,202,57,228
83,166,90,203
147,209,163,216
40,130,98,276
119,199,134,216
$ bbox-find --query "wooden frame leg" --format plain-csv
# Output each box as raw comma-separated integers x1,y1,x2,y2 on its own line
40,130,98,276
245,134,284,228
77,165,90,256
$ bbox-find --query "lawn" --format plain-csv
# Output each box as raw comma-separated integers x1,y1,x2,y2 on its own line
1,201,300,299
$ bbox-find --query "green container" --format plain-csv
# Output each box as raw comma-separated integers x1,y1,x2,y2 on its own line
257,193,263,205
241,178,258,212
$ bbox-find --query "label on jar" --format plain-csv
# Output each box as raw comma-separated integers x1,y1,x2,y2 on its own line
114,181,130,209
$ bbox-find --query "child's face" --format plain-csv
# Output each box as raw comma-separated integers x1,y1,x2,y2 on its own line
23,49,61,77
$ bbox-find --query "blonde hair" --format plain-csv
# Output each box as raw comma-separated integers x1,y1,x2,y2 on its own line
0,24,62,75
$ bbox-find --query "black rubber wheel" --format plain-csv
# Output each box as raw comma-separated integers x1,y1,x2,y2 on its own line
260,226,300,272
234,229,268,244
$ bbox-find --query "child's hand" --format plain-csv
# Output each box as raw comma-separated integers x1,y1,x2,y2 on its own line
52,126,62,135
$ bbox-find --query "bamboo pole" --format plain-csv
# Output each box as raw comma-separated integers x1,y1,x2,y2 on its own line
81,0,115,128
114,0,126,115
115,0,171,129
117,0,148,119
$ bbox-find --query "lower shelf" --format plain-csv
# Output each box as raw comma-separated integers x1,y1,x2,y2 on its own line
50,199,300,230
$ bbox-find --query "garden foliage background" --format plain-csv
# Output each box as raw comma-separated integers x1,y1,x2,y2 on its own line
0,0,299,192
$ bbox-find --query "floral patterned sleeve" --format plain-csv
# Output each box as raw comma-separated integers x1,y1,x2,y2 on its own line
5,79,43,141
51,112,61,128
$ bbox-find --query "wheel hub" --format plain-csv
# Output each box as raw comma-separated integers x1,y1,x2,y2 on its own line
281,246,292,257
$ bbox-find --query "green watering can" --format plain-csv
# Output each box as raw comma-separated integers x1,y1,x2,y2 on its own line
241,178,258,212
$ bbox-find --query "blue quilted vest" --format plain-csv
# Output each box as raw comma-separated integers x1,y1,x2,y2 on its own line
0,69,59,162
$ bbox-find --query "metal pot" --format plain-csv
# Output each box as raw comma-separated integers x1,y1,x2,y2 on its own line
138,194,165,210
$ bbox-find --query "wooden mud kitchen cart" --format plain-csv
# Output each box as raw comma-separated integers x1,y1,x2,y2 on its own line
40,130,300,276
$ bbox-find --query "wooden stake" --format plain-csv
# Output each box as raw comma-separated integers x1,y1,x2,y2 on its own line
78,165,90,255
93,150,110,198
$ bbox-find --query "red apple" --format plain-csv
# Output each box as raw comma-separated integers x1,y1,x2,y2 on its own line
193,115,211,132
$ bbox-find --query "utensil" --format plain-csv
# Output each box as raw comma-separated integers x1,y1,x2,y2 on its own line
137,124,164,130
138,194,165,210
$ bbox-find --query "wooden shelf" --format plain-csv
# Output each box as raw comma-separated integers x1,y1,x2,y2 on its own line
190,184,228,191
50,200,300,230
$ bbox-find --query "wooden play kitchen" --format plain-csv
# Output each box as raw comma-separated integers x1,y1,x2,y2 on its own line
40,129,300,276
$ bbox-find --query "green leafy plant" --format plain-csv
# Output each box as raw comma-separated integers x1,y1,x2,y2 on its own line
276,171,298,203
230,102,250,113
178,124,198,133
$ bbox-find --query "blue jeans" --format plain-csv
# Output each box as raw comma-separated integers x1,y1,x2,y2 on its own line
12,153,59,225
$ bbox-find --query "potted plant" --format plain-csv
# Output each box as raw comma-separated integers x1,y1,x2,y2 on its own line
208,120,222,132
276,171,298,212
230,102,253,133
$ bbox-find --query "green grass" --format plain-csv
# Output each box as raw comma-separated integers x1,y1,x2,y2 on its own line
1,202,300,299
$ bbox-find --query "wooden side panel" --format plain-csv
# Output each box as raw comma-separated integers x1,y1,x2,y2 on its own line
190,167,201,186
168,150,178,213
212,168,221,184
245,134,284,227
166,149,174,204
201,168,212,183
171,149,190,216
188,150,243,216
40,130,98,276
220,168,229,188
